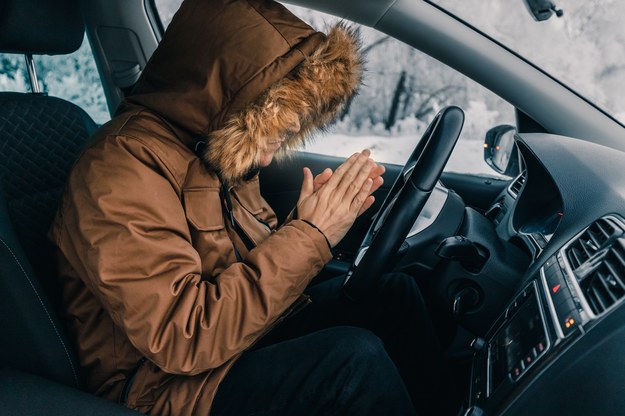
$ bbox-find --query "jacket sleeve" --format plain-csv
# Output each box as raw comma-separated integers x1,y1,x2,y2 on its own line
54,135,333,375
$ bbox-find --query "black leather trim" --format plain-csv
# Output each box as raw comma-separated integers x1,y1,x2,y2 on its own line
0,0,84,55
0,235,80,387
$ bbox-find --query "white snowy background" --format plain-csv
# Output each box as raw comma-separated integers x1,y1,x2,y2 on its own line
1,0,623,176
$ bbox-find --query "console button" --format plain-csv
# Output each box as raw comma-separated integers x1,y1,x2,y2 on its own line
555,296,576,318
524,353,534,366
537,341,546,353
550,281,567,305
560,308,581,336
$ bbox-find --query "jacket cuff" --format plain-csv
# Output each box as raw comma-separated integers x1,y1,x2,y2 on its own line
283,206,297,225
299,219,332,251
289,219,333,263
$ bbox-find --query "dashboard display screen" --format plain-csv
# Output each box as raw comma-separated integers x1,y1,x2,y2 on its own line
489,290,547,395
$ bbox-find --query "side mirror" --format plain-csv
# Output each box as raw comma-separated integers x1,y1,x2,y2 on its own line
484,125,520,177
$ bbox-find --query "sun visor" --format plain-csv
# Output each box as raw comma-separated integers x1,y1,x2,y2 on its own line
0,0,85,55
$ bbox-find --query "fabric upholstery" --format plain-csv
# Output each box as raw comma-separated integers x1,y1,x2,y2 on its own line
0,92,97,387
0,0,84,54
0,92,97,296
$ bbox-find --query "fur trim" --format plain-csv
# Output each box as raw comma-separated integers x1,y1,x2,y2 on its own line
204,24,363,184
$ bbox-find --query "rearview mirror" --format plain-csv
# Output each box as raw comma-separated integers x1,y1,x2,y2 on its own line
484,125,520,177
522,0,563,22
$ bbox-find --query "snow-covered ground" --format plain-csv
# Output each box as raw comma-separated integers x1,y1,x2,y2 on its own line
303,134,499,176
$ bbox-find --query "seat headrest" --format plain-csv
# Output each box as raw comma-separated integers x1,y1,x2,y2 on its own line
0,0,85,55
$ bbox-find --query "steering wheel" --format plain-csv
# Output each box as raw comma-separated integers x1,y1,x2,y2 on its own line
343,106,464,300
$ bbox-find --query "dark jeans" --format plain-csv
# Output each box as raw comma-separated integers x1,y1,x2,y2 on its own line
211,273,448,415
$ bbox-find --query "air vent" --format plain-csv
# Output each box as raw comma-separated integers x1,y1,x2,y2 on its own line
508,170,527,198
567,218,618,269
566,217,625,315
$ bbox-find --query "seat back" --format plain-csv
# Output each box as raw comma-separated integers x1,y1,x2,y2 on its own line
0,0,98,388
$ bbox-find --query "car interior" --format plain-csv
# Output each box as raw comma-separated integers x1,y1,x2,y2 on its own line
1,0,625,415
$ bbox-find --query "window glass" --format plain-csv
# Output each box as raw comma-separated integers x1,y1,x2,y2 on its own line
287,6,514,176
152,1,514,176
434,0,625,125
154,0,181,28
0,36,109,124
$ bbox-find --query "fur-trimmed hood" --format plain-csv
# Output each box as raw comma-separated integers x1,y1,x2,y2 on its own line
122,0,362,184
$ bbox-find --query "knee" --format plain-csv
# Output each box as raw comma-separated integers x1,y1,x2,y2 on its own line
320,327,414,412
330,326,384,355
326,326,386,360
322,327,397,380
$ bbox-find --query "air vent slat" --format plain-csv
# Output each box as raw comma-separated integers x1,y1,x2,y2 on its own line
568,247,584,269
614,242,625,269
587,284,610,311
596,221,613,240
587,229,603,248
585,290,601,314
596,271,620,302
580,240,593,258
507,170,527,199
604,260,625,291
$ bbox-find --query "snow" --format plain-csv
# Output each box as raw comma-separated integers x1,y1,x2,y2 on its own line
303,133,498,176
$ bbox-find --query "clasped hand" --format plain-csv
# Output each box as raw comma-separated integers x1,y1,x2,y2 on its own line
297,149,385,247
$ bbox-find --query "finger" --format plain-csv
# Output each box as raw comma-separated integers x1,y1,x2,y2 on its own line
325,152,361,189
338,156,375,200
369,176,384,195
313,168,332,192
298,167,314,204
369,162,385,179
350,178,373,213
358,195,376,216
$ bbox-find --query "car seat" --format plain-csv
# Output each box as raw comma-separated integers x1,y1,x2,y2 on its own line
0,0,137,414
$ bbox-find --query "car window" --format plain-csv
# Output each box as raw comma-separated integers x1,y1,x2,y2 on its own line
0,36,109,125
153,0,515,177
154,0,180,28
433,0,625,126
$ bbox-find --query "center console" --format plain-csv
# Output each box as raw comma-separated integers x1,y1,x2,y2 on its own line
466,216,625,415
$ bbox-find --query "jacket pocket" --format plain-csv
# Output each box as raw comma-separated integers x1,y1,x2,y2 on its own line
182,188,224,231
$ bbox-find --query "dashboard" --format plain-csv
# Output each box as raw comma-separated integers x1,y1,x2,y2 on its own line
465,132,625,415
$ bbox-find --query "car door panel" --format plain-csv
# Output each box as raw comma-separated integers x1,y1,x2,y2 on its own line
440,171,509,212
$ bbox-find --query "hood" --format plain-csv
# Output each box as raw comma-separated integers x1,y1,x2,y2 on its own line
123,0,362,184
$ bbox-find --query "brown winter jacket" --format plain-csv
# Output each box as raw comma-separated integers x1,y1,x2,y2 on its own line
49,0,362,414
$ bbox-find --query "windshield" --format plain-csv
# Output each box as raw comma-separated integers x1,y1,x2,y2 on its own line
433,0,625,124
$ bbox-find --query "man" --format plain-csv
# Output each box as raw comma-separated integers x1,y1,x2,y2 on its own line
50,0,447,414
